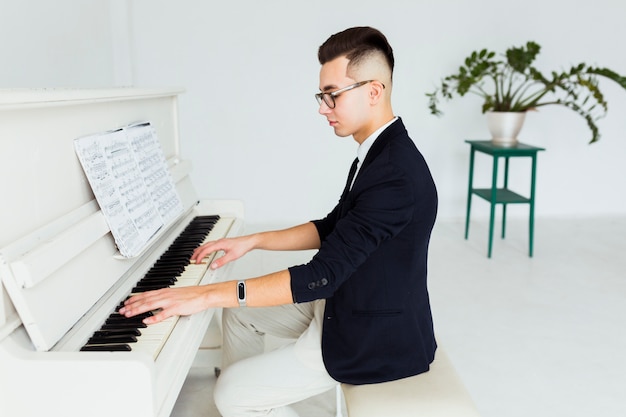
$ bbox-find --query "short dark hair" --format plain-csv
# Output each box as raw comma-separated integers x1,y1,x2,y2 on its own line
318,27,394,76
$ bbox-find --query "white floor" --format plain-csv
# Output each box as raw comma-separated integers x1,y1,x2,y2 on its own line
171,216,626,417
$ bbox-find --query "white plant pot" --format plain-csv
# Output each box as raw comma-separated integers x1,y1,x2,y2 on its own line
486,111,526,146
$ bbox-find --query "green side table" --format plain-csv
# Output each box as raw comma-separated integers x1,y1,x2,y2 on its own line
464,140,545,258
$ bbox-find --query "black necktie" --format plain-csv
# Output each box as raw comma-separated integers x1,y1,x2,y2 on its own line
341,158,359,198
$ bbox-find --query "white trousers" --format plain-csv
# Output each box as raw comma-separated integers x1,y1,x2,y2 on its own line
213,300,338,417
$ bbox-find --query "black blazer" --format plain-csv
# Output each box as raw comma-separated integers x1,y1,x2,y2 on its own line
290,118,438,384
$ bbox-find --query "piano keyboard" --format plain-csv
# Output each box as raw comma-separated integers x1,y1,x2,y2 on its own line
80,215,232,359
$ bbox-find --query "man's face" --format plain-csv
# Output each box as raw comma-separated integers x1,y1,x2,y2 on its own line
317,56,371,143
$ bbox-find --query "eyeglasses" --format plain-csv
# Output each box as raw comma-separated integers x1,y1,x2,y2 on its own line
315,80,384,109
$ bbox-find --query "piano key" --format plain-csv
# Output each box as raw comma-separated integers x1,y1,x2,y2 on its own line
87,335,138,344
134,279,177,287
109,311,153,319
101,322,147,330
93,328,141,337
80,344,132,352
129,316,179,359
144,270,184,278
131,285,168,293
105,313,151,323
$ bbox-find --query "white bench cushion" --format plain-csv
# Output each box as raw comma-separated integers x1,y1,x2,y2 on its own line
341,347,480,417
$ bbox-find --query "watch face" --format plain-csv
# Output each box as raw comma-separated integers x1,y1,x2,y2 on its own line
237,281,247,307
238,281,246,299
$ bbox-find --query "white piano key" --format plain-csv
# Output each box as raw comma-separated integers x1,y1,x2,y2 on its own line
132,316,179,360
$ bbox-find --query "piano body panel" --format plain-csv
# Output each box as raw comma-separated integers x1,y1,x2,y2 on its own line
1,234,131,351
0,88,245,417
0,326,156,417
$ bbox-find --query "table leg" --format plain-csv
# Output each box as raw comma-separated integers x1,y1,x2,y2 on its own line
528,154,538,257
488,156,499,258
502,156,510,239
464,148,476,240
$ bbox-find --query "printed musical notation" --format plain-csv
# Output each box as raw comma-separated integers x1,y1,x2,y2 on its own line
74,122,184,257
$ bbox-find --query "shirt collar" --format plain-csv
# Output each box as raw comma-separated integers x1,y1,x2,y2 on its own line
357,117,397,163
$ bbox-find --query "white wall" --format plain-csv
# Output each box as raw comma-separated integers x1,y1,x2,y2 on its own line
0,0,126,87
128,0,626,225
2,0,626,226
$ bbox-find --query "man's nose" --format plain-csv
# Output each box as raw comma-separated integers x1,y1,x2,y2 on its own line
318,100,331,115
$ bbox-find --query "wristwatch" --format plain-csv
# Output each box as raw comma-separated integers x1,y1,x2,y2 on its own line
237,280,247,307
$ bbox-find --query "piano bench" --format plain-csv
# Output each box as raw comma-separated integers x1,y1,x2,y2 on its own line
340,347,481,417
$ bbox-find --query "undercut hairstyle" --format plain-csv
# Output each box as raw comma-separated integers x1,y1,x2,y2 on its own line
318,26,395,78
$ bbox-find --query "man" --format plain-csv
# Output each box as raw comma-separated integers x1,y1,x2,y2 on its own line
120,26,438,416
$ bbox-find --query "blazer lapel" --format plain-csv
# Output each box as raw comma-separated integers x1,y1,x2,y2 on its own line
358,118,404,178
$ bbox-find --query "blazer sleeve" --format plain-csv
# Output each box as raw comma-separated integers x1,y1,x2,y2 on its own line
289,158,415,303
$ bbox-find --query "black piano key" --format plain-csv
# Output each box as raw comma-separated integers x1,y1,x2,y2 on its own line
80,344,132,352
134,280,176,287
93,329,141,337
108,311,153,320
101,323,147,330
141,272,179,280
87,335,137,344
105,316,147,325
147,266,186,274
140,271,178,277
137,275,177,281
131,285,168,294
158,250,194,256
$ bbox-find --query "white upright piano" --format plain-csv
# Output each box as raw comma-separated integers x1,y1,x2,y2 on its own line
0,88,243,417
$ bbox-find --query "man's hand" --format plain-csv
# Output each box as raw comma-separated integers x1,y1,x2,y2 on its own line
191,235,256,269
191,223,321,268
119,285,219,325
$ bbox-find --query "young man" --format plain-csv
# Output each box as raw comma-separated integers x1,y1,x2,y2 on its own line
121,26,438,416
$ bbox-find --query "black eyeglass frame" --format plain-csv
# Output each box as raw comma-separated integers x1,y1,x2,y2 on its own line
315,80,385,109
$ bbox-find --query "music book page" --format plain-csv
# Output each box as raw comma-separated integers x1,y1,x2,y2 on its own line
74,122,183,257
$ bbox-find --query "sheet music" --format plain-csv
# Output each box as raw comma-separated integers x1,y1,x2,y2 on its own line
74,122,183,257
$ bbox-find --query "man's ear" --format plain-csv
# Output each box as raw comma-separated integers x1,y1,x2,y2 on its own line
369,81,385,104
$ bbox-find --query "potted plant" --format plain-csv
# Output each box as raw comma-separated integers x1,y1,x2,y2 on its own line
426,41,626,145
